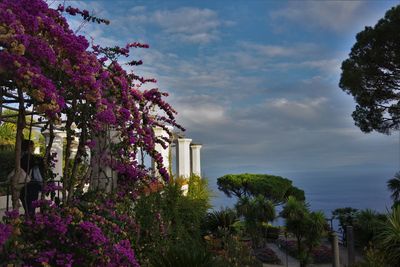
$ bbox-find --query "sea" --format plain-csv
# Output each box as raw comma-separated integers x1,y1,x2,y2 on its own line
207,168,394,228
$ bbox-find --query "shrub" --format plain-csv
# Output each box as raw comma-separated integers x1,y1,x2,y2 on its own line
212,234,263,267
264,224,280,240
130,178,211,265
377,206,400,266
150,241,222,267
354,209,386,248
202,208,238,236
351,244,388,267
0,150,14,182
0,194,141,266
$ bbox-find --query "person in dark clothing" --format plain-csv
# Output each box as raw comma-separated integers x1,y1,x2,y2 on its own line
19,140,43,217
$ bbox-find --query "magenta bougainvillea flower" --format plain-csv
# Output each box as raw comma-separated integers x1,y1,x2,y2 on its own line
0,0,185,265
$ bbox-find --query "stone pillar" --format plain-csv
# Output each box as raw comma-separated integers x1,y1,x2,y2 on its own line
332,232,340,267
90,129,119,192
69,136,79,159
53,131,65,180
176,138,192,178
151,126,171,175
190,143,202,177
43,130,66,181
347,225,355,266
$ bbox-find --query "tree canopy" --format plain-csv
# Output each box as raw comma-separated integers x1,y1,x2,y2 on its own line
339,5,400,134
217,173,305,204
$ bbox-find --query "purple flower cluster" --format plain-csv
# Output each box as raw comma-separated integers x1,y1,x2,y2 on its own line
0,224,12,247
42,182,63,194
79,221,108,245
113,240,140,267
4,209,19,220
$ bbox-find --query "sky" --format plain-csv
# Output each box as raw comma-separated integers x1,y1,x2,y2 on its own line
56,0,400,209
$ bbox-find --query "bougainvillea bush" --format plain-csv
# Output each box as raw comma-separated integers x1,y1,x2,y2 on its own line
0,0,182,207
0,0,187,265
0,201,140,266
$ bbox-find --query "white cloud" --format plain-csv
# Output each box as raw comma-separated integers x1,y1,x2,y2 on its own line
275,58,342,75
270,1,364,32
266,97,327,121
171,95,230,127
128,7,228,44
240,42,318,58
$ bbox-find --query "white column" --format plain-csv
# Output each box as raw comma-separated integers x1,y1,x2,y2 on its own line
50,130,66,180
151,126,171,175
90,129,120,192
69,136,79,159
190,144,202,177
176,138,192,178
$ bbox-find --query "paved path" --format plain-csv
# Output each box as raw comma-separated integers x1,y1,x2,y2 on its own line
262,242,362,267
263,243,299,267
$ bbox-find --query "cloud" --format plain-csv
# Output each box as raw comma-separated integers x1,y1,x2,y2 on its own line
270,1,364,32
128,7,228,44
171,95,230,128
54,1,398,184
240,42,318,58
267,97,327,121
275,58,342,75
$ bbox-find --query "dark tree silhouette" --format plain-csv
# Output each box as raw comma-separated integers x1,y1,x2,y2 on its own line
339,5,400,134
388,172,400,206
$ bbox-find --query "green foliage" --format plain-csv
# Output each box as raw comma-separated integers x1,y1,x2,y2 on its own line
217,173,305,204
131,177,211,265
281,196,309,245
236,195,276,247
264,224,280,240
0,149,14,195
304,211,327,250
187,174,211,203
0,110,43,151
332,207,359,241
281,196,328,266
353,209,386,248
203,208,238,236
352,243,388,267
339,5,400,134
0,149,14,182
0,122,17,150
217,233,263,267
388,172,400,207
377,206,400,266
150,241,222,267
332,207,358,228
